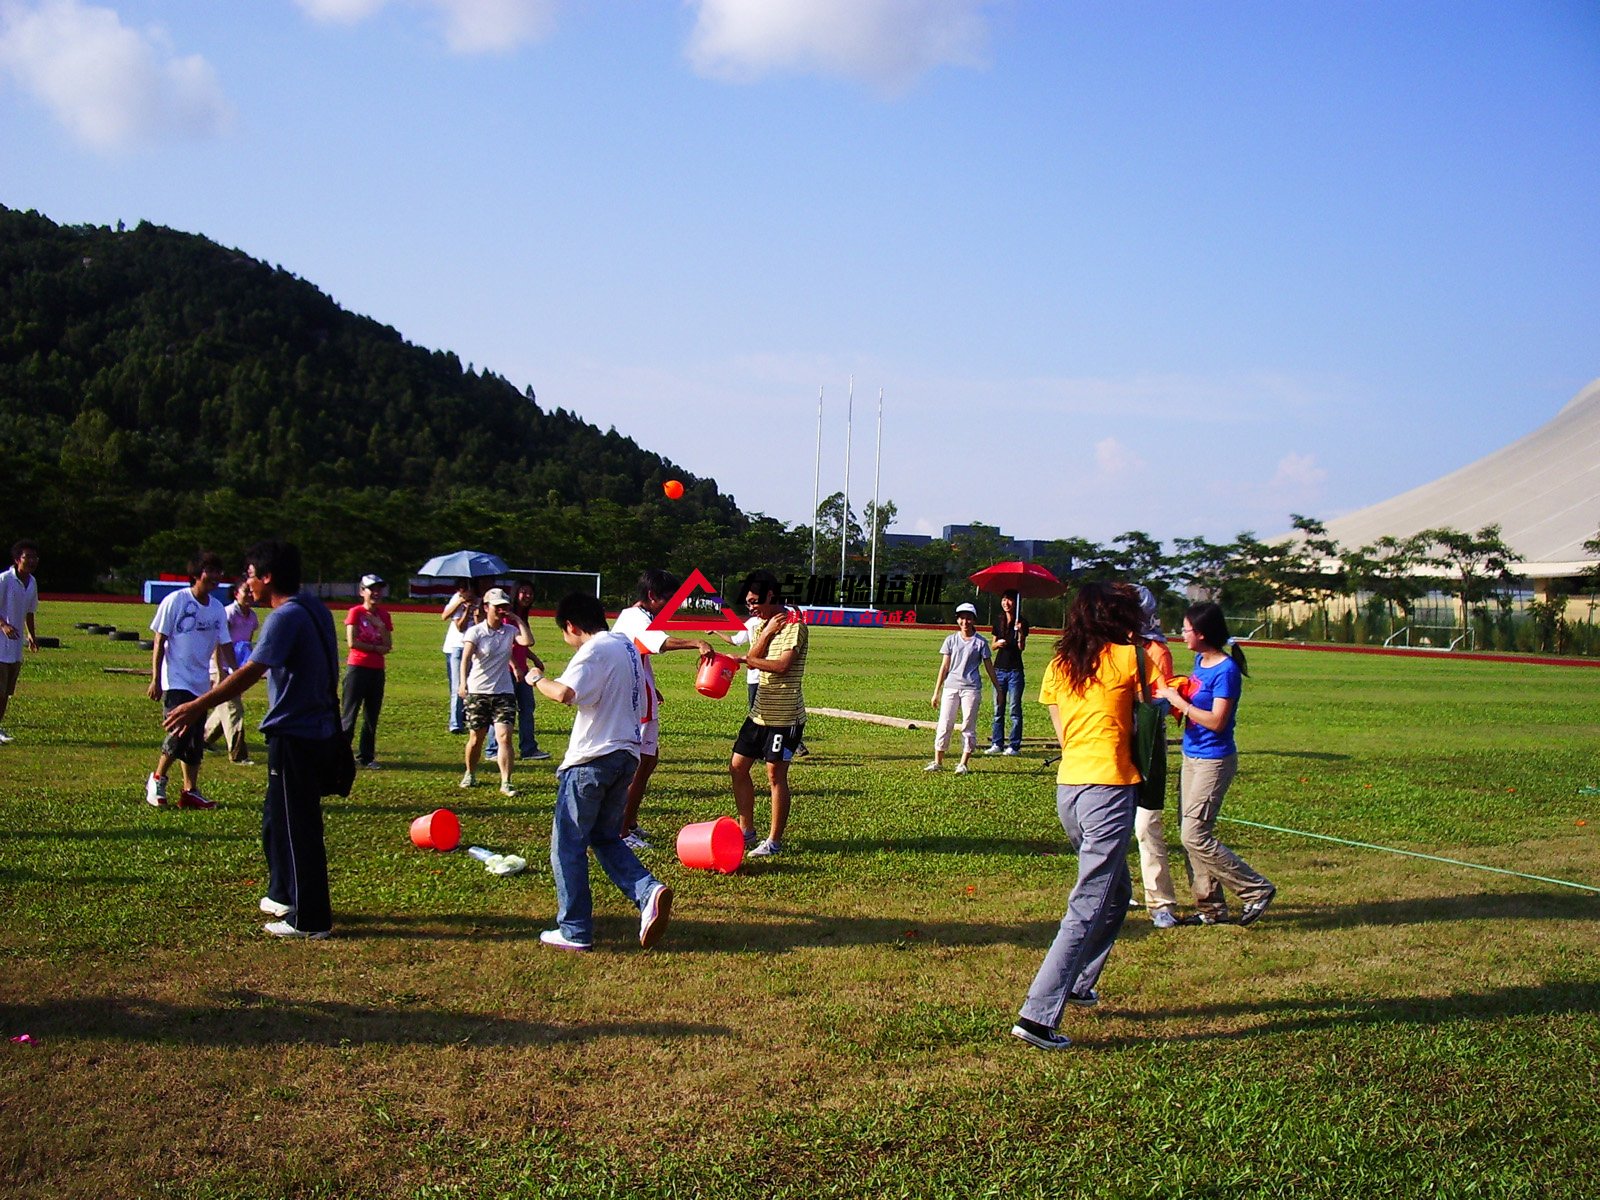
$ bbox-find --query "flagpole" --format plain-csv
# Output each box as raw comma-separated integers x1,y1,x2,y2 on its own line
869,388,883,609
810,386,823,576
840,375,853,602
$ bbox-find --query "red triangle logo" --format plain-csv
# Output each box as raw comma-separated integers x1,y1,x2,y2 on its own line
647,568,748,632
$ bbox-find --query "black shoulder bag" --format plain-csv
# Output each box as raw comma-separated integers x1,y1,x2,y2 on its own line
301,596,357,798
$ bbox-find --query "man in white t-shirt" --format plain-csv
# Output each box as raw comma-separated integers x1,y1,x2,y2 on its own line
146,552,236,808
610,568,713,849
527,592,671,952
0,539,41,745
459,587,532,796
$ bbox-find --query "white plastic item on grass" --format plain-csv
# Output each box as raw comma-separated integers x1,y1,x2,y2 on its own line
466,845,527,876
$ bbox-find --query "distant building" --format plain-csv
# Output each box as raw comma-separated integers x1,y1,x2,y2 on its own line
941,525,1052,562
883,533,932,550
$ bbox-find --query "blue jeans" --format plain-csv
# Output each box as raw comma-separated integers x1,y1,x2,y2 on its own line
550,749,653,943
1018,783,1136,1028
488,677,539,758
991,669,1024,751
444,650,464,733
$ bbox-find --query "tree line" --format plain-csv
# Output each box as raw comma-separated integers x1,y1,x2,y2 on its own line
5,205,1594,654
0,205,745,593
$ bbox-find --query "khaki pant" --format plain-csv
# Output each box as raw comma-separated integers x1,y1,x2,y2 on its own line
1134,806,1178,911
204,696,250,762
1179,753,1272,917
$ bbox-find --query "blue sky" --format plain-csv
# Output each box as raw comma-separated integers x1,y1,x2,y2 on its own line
4,0,1597,548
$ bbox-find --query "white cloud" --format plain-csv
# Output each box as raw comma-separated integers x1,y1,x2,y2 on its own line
294,0,390,22
292,0,557,54
1269,451,1328,493
1094,436,1147,478
684,0,994,93
0,0,232,152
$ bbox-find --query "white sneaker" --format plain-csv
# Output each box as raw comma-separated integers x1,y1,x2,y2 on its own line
0,727,13,744
639,882,673,948
459,771,475,789
499,781,517,797
983,745,1002,755
954,762,970,775
539,928,592,952
263,920,329,940
259,896,292,918
747,837,782,858
1002,747,1019,757
923,761,941,772
145,772,167,806
622,830,651,851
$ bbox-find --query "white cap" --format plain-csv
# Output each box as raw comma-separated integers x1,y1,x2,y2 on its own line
483,587,513,607
955,602,978,617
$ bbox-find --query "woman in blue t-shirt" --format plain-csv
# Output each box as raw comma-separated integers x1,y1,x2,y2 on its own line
1156,603,1276,926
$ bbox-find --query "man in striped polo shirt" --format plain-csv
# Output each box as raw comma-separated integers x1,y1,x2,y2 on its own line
727,568,809,859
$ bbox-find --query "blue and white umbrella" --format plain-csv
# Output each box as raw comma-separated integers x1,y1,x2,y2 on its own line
417,550,510,579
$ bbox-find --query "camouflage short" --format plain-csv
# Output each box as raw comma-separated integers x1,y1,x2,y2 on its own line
464,692,516,732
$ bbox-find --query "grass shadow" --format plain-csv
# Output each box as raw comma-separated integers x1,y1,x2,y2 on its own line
1087,980,1600,1049
0,989,732,1048
5,827,247,843
1272,890,1598,929
802,835,1065,857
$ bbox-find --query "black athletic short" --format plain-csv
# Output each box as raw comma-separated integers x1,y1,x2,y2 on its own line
732,717,805,765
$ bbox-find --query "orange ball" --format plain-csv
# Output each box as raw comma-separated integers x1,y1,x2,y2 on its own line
663,479,684,500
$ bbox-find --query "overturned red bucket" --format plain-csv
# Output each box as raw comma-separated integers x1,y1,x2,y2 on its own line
676,816,745,874
409,808,461,852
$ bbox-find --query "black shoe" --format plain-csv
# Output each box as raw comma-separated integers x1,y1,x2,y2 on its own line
1177,911,1229,926
1010,1018,1072,1050
1238,887,1277,927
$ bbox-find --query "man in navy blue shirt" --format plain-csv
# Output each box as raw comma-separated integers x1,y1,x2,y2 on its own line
165,540,340,938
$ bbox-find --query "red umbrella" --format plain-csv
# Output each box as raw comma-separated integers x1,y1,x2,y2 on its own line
968,561,1067,599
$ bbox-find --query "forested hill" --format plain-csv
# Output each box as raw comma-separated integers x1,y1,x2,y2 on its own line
0,205,771,593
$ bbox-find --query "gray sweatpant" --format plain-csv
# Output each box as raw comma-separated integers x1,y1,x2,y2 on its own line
1018,783,1136,1029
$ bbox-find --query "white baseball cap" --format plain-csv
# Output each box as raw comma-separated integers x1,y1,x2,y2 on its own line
955,602,978,618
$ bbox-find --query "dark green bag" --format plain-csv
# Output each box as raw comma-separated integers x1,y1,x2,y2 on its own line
1132,643,1167,810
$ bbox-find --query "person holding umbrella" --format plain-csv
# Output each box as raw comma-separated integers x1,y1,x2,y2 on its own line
984,588,1029,756
419,550,511,735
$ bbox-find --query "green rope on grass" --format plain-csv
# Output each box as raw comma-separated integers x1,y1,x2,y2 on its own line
1219,816,1600,895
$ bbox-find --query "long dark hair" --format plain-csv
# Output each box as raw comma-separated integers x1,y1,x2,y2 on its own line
1185,601,1249,675
1054,581,1143,694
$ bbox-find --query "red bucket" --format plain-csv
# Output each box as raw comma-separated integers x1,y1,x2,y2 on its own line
409,808,461,852
695,652,738,700
675,816,745,874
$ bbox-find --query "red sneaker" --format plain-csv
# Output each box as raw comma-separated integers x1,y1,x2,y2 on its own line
178,789,217,810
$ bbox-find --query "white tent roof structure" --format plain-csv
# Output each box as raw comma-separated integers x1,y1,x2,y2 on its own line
1314,378,1600,579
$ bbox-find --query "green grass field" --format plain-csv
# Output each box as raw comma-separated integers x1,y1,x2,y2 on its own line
3,602,1598,1199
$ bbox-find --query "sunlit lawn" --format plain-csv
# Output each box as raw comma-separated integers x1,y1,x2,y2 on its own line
2,602,1598,1199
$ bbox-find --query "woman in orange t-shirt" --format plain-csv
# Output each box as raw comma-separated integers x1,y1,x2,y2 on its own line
1011,581,1156,1051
